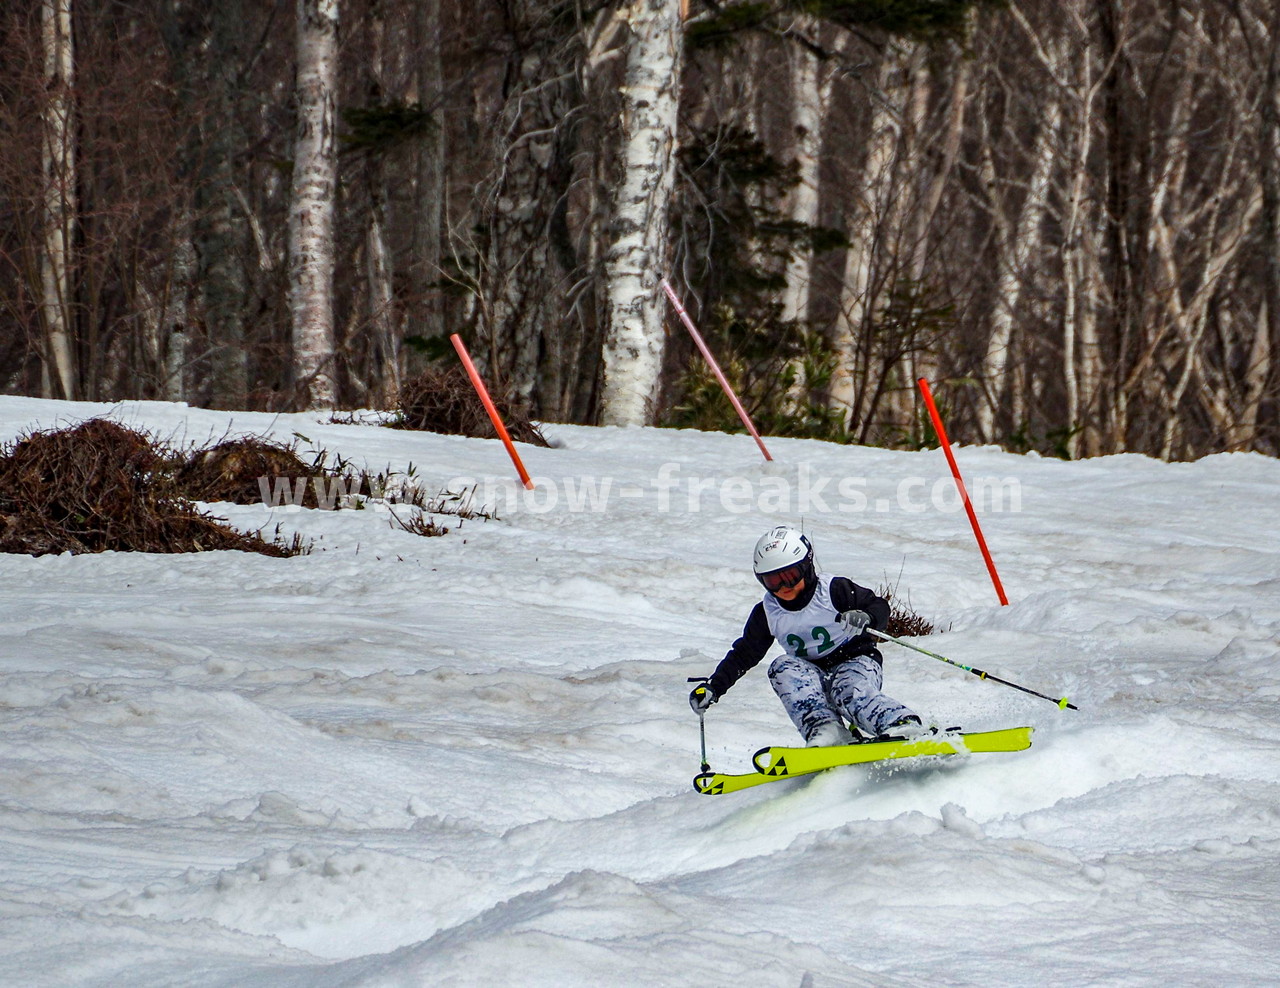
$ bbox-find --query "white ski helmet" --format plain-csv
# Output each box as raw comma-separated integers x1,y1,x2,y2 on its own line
752,526,815,592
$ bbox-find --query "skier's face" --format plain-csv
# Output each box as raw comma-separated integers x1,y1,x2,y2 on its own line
759,562,806,594
772,578,806,601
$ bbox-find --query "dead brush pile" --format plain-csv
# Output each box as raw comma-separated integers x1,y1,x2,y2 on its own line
392,365,550,447
176,436,326,508
0,420,303,557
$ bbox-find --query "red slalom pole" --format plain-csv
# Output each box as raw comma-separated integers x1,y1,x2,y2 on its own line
450,334,535,490
917,377,1008,605
661,278,773,462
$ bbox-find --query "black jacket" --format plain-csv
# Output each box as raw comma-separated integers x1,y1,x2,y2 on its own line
706,577,890,698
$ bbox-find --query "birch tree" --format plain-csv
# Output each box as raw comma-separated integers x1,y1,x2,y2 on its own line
159,0,251,409
1145,23,1264,458
775,18,835,412
977,55,1062,442
163,226,195,402
599,0,683,427
828,40,918,434
413,0,445,360
3,0,1278,455
40,0,76,400
898,41,970,414
779,17,830,328
360,0,402,405
477,6,584,417
1031,0,1104,458
289,0,340,409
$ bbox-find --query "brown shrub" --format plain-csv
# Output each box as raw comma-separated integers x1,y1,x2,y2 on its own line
881,583,936,638
392,365,550,447
176,437,324,508
0,420,303,557
886,607,936,639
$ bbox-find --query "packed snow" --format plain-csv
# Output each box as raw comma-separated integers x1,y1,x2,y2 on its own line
1,395,1278,987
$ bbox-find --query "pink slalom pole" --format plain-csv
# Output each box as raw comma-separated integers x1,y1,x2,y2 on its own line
917,377,1009,606
660,278,773,462
451,334,535,490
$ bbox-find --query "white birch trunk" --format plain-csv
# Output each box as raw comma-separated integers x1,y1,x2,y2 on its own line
413,0,445,361
41,0,76,400
163,219,195,401
1010,1,1102,456
1153,185,1263,458
910,47,970,284
365,2,400,406
884,51,930,432
1230,299,1271,449
780,21,826,327
744,35,768,275
903,46,970,412
366,200,401,404
1114,24,1196,448
1060,11,1100,458
780,20,832,409
599,0,683,428
828,44,913,428
289,0,340,409
977,91,1060,442
194,1,250,409
1078,212,1106,456
164,326,189,402
1141,48,1261,459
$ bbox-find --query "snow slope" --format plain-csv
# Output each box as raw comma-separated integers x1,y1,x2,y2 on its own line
0,396,1278,987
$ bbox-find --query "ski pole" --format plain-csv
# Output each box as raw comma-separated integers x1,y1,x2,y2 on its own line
867,627,1078,710
688,676,712,772
697,711,709,774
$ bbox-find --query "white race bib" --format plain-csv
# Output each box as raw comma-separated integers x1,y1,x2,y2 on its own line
762,573,858,660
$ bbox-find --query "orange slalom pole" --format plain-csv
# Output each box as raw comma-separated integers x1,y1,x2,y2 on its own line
660,278,773,462
450,334,535,490
917,377,1008,606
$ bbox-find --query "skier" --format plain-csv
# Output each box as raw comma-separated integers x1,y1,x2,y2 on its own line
689,526,925,747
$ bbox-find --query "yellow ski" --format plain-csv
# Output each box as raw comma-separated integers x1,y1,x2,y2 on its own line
692,726,1033,795
692,768,794,795
753,726,1034,776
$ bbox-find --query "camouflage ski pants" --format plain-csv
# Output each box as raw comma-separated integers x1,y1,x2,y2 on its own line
767,651,916,742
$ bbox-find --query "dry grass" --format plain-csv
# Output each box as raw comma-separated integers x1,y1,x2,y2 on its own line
387,506,449,537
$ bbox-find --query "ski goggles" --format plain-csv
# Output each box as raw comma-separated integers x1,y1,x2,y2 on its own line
758,564,806,592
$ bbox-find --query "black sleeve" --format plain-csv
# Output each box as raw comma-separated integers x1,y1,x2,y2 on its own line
707,603,773,697
829,576,890,645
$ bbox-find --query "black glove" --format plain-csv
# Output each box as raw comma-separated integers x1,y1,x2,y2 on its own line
837,609,871,636
689,682,718,713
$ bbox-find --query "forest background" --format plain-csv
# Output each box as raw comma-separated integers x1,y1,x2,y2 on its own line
4,0,1278,460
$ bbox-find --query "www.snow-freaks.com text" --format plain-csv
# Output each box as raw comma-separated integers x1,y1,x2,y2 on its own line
257,463,1022,517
